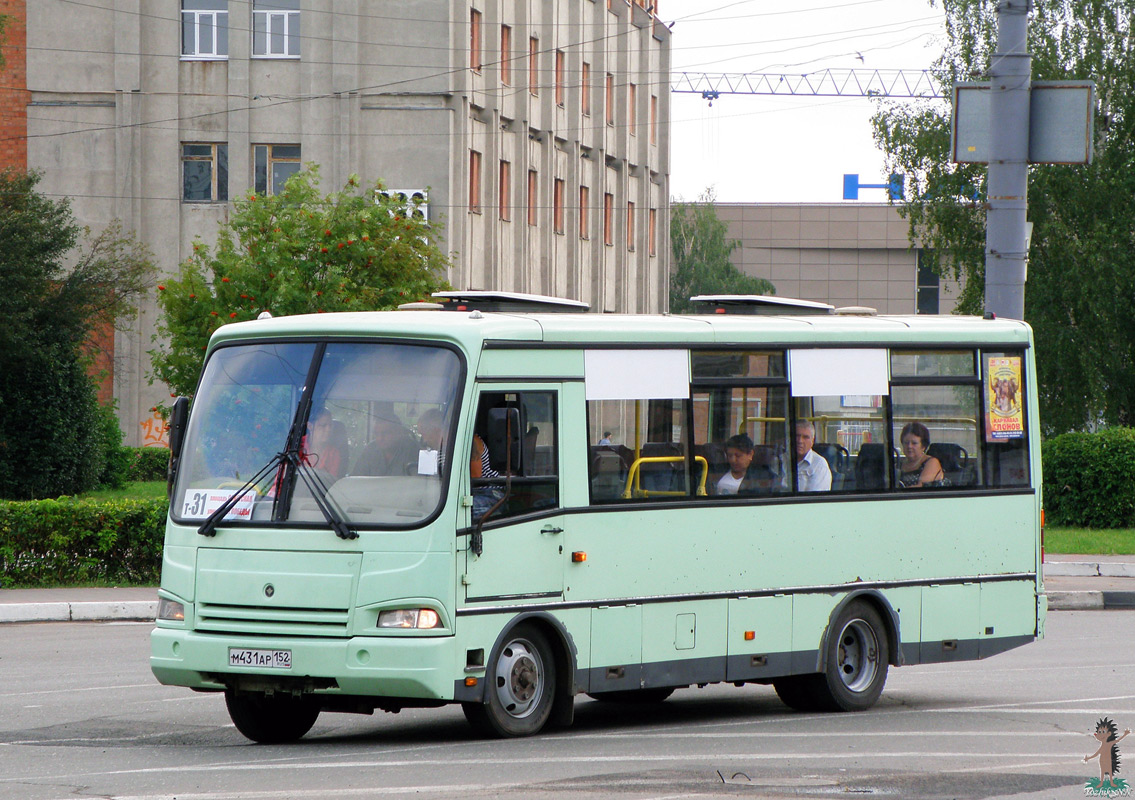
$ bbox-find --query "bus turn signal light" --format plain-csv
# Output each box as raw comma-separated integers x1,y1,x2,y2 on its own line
744,631,755,641
465,677,478,687
572,551,587,562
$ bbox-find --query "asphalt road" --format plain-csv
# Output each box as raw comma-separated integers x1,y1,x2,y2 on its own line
1,611,1132,800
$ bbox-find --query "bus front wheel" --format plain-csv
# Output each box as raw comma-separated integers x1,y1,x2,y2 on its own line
225,690,320,743
463,624,556,737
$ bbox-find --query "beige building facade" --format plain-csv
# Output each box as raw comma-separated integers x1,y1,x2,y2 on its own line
19,0,670,445
717,203,960,316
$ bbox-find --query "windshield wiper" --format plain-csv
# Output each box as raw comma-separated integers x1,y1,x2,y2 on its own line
288,453,357,540
197,453,284,537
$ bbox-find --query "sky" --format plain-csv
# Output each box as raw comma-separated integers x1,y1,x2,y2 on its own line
661,0,949,203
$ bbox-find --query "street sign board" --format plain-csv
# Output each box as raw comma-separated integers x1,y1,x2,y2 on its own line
952,81,1094,164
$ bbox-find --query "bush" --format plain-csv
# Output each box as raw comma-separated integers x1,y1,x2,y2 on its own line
95,401,133,490
126,447,170,482
0,497,167,586
1043,427,1135,528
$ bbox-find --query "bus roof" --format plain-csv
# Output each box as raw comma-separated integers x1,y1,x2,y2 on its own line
210,309,1033,351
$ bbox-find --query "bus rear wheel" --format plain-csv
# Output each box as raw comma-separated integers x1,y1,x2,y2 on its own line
815,601,889,711
463,624,556,737
224,690,320,743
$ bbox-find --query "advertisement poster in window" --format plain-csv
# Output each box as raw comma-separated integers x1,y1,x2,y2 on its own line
985,356,1024,441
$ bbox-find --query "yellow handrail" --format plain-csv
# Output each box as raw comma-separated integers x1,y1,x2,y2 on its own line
622,455,708,499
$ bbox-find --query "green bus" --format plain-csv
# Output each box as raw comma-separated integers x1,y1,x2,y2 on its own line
150,292,1045,742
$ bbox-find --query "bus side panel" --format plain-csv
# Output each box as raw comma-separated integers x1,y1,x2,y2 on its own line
640,599,728,687
726,595,792,681
920,583,980,663
883,586,922,665
979,580,1040,657
588,604,642,692
790,593,837,673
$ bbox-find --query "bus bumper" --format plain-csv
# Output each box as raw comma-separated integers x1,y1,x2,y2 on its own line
150,627,457,700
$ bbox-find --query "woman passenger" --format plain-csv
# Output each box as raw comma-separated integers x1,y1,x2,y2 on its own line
898,421,946,488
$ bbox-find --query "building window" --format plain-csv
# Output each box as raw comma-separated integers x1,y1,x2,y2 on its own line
529,37,539,96
555,51,565,106
650,95,658,145
627,201,636,250
628,83,637,135
182,1,228,59
605,73,614,126
580,185,590,239
501,25,512,85
470,9,482,72
499,160,511,221
917,252,939,314
603,192,613,245
469,149,482,213
527,169,538,226
648,207,657,256
581,62,591,116
253,144,300,195
182,143,228,203
252,0,300,58
553,178,565,234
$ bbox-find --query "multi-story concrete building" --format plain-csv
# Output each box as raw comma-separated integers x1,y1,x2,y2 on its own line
2,0,670,445
716,203,961,316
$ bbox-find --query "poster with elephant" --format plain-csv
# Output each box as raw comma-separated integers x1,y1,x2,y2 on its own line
985,356,1024,441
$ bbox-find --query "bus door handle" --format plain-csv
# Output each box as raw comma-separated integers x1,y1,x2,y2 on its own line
541,525,564,535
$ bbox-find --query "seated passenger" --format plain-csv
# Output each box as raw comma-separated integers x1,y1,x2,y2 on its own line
898,421,948,488
352,402,420,476
305,408,347,479
714,434,761,496
795,420,832,492
470,432,504,520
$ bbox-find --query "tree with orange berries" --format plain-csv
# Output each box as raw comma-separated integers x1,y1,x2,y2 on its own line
150,165,450,397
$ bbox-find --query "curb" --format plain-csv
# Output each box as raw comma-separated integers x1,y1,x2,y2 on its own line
0,601,156,624
1044,561,1135,578
1046,591,1135,611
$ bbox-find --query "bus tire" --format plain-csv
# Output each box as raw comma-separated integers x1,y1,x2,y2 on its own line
465,624,556,737
586,688,674,704
814,600,889,712
224,690,320,743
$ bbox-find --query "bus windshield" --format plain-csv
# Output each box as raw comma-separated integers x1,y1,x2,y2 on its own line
171,340,463,529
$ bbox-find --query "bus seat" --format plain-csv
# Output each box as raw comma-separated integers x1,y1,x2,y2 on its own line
812,442,849,490
750,444,786,490
695,442,728,488
854,443,888,491
590,447,627,499
639,442,685,493
927,442,971,486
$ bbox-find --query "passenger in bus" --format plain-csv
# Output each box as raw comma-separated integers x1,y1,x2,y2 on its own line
714,434,761,496
598,431,613,445
305,408,347,479
415,408,447,475
795,420,832,492
352,403,420,476
898,421,948,488
470,432,504,520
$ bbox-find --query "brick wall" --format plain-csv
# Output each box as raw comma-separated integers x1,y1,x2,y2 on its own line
0,0,26,171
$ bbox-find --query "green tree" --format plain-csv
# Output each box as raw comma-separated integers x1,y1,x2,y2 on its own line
872,0,1135,433
0,171,155,499
669,190,775,314
150,165,451,397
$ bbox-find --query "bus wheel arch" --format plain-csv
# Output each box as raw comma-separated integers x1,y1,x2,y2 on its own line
820,590,902,670
462,613,576,736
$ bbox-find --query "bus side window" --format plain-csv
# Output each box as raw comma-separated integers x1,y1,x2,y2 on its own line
981,351,1030,487
587,398,693,502
472,391,559,521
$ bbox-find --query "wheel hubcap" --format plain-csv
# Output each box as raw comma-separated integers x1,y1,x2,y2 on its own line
494,639,543,718
836,618,879,693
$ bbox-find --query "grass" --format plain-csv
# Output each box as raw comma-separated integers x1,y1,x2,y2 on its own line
75,481,167,502
1045,526,1135,555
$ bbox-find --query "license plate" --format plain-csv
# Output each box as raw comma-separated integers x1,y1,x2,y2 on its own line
228,648,291,669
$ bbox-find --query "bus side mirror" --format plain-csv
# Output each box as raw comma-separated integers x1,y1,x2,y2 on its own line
167,396,190,497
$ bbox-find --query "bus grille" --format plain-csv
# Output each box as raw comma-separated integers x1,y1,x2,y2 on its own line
195,602,350,638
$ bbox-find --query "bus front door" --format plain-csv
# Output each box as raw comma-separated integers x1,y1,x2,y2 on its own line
462,387,565,604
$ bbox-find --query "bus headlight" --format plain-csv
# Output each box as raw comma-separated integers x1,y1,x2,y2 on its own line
157,597,185,622
377,608,441,629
